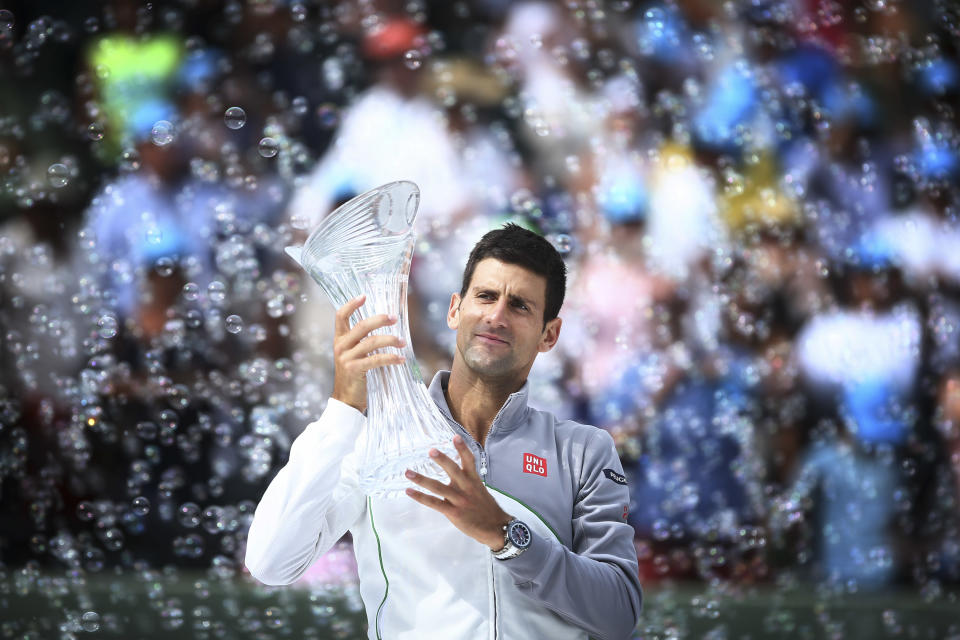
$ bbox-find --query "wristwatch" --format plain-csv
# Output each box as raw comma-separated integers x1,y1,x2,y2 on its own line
492,519,532,560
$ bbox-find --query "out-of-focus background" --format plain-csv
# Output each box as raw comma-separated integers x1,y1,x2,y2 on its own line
1,0,959,637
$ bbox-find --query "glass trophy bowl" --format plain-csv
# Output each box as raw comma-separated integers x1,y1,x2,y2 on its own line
285,180,456,498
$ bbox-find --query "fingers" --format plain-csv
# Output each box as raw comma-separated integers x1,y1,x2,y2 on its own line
405,488,453,515
404,469,452,499
452,436,477,478
415,438,477,490
331,297,406,412
426,447,472,488
333,353,407,392
347,313,399,343
359,351,406,373
336,312,402,357
344,333,406,362
335,296,400,340
333,296,404,362
335,295,367,336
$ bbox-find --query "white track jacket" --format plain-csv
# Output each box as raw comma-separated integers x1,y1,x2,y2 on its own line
245,371,642,639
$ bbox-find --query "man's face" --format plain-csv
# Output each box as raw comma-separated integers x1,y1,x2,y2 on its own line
447,258,561,382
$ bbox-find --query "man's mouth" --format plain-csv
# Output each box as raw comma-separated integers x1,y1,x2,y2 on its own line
475,332,509,345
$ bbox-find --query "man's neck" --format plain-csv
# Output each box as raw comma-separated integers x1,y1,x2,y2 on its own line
444,360,524,447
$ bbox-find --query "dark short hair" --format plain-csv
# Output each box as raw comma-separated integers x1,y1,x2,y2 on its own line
459,223,567,324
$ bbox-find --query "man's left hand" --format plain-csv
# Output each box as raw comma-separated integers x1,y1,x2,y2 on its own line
405,435,512,550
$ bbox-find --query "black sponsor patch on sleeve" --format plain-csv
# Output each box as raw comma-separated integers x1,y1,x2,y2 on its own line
603,468,627,485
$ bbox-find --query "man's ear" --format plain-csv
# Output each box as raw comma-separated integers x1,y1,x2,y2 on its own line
538,316,562,353
446,292,462,330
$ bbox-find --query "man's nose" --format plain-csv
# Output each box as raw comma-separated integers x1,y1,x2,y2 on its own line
485,297,509,326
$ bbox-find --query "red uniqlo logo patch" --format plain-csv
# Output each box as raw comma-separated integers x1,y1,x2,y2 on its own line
523,453,547,477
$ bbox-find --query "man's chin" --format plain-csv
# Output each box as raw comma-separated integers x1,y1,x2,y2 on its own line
463,352,514,377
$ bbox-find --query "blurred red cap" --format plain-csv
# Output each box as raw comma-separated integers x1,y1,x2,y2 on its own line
362,18,426,61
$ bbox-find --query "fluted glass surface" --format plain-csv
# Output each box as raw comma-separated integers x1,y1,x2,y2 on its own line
285,181,456,498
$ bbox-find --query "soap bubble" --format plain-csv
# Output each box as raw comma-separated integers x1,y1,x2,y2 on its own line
403,50,423,70
101,527,124,551
132,497,150,516
258,137,279,158
151,120,175,146
178,503,201,528
47,163,69,188
80,612,100,632
242,359,269,385
224,106,246,130
160,601,185,629
76,502,96,522
97,314,118,339
185,309,203,328
136,421,157,439
201,506,225,534
154,256,175,277
292,96,309,116
119,148,141,171
181,282,200,301
265,295,285,318
549,233,574,256
84,548,105,572
225,315,243,334
207,280,227,303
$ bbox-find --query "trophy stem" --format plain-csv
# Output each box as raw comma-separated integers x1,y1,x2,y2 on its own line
289,181,456,498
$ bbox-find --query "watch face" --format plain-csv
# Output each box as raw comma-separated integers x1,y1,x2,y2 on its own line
508,521,532,549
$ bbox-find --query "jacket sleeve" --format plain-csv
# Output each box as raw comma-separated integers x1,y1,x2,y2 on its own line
501,428,642,640
244,398,367,586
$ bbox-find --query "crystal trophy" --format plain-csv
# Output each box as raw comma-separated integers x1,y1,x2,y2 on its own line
285,181,456,498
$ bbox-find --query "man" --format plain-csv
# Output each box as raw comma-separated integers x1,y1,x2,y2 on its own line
245,224,642,639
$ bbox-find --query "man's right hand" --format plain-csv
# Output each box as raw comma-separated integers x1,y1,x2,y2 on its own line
331,295,406,413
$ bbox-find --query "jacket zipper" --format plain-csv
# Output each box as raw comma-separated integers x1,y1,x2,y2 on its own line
437,395,508,638
441,413,488,479
438,382,523,471
471,438,495,637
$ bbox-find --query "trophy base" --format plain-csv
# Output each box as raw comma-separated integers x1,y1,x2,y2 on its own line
358,441,459,499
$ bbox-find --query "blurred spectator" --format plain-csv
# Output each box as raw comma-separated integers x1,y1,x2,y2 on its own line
777,421,905,589
645,142,725,281
497,2,603,177
286,16,472,231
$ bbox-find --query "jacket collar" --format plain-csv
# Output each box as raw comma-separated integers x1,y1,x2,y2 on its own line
428,370,530,436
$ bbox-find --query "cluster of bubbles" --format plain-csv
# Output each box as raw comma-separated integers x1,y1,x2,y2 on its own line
1,0,960,637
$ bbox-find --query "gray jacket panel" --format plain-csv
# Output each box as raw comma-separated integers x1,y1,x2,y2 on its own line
429,371,643,640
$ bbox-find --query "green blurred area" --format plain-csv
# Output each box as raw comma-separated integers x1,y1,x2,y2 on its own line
2,573,959,639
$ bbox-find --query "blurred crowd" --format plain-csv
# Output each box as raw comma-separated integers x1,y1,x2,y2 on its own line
1,0,960,597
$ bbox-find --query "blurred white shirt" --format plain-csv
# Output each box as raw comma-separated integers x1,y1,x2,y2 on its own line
287,86,470,231
797,303,922,391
